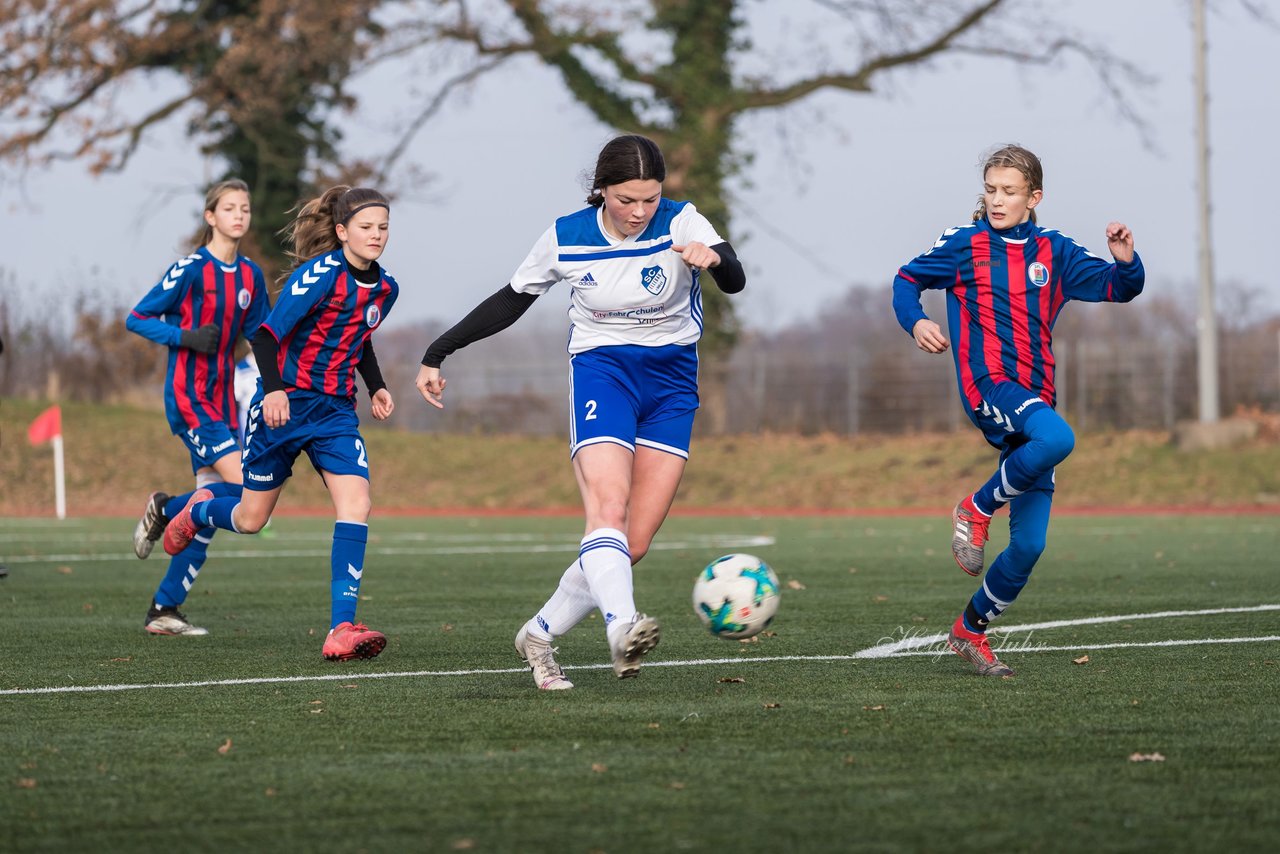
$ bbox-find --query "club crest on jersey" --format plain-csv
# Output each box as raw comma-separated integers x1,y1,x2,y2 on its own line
237,288,251,309
641,265,668,295
1027,262,1050,287
365,304,381,328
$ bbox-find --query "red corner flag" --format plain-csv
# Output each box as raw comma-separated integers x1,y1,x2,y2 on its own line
28,405,63,445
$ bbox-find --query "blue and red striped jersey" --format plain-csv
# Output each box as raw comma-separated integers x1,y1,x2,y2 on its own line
261,252,398,398
127,247,269,434
892,217,1144,409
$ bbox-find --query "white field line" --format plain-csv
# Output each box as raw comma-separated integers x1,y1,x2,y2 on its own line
0,535,776,564
3,606,1277,697
853,603,1280,658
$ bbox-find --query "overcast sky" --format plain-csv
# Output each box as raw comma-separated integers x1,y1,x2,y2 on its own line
3,0,1275,335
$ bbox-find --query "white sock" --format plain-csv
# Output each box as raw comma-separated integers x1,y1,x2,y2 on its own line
528,559,597,640
577,527,636,638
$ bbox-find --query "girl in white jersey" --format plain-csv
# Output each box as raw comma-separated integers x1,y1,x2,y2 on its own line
416,135,746,690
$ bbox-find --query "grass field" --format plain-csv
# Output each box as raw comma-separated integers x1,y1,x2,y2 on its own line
3,513,1279,852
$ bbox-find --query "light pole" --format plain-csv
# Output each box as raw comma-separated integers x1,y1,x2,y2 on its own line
1193,0,1220,423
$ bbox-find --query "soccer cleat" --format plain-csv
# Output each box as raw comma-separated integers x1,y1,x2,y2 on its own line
322,621,387,662
132,491,171,559
951,495,992,577
609,614,661,679
514,624,574,690
145,601,209,636
162,488,213,556
947,615,1013,677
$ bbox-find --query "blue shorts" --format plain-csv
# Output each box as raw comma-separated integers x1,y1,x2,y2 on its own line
569,344,699,459
968,381,1057,492
178,421,241,475
241,390,370,491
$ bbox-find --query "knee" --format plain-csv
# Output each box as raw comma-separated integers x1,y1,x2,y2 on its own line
233,510,266,535
1007,531,1047,570
1029,412,1075,464
588,497,629,532
336,495,372,524
1045,422,1075,462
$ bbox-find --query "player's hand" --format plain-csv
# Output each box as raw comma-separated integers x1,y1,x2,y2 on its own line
672,242,721,270
415,364,447,410
180,323,220,354
370,388,394,421
262,389,290,428
1106,221,1135,263
912,319,950,354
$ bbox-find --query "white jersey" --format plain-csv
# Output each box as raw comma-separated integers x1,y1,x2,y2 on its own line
509,199,724,353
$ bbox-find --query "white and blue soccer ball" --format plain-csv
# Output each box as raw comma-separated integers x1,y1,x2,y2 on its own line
693,553,780,640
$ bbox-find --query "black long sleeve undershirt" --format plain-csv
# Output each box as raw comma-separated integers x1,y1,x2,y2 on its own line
707,241,745,294
421,285,539,368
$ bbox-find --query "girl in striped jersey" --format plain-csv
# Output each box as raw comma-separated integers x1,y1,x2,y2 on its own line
163,186,399,662
126,178,269,637
892,144,1144,677
416,135,746,690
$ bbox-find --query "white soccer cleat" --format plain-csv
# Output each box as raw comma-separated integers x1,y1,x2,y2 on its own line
515,624,573,690
609,614,661,679
144,601,209,636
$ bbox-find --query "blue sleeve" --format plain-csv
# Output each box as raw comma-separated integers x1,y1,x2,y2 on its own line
1059,236,1145,304
261,255,336,341
892,225,967,336
125,257,198,347
243,265,270,338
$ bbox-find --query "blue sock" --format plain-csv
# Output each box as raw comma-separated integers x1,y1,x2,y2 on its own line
153,527,214,607
165,482,242,520
967,489,1053,627
973,408,1075,515
330,521,368,629
191,497,240,532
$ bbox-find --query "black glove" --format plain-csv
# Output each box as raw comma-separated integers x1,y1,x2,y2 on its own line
179,323,220,354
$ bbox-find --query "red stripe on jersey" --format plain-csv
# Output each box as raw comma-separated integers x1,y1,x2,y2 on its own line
174,277,199,429
972,231,1008,386
1033,237,1057,404
1006,240,1032,386
191,263,219,424
297,272,349,393
332,282,375,396
953,272,981,408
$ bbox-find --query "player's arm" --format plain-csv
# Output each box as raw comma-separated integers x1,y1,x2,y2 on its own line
1060,225,1145,304
126,262,216,351
892,226,966,348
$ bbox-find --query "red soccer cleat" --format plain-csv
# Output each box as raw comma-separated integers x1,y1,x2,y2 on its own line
162,489,213,556
947,615,1014,677
951,495,992,577
322,622,387,662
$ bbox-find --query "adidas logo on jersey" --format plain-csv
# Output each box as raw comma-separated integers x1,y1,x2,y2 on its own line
578,272,599,288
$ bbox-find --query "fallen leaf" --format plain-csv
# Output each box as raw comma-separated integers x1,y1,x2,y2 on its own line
451,839,476,851
591,763,607,773
737,636,759,644
82,603,94,612
718,677,746,683
786,579,806,590
307,628,316,637
217,739,232,756
667,781,686,790
1128,752,1166,763
763,703,781,709
843,755,856,766
863,704,886,711
872,595,889,603
310,709,324,714
309,700,323,705
16,778,37,789
647,722,660,729
1073,655,1090,665
441,623,454,632
57,566,72,575
761,630,778,637
342,684,358,689
109,657,132,662
265,787,277,797
19,762,36,770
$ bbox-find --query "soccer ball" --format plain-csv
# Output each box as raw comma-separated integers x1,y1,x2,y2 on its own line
693,553,780,640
